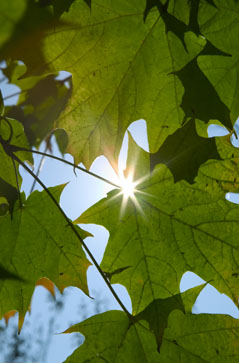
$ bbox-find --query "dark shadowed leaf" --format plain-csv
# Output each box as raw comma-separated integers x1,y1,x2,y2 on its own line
198,0,239,126
84,0,91,9
150,119,221,183
3,61,72,150
136,284,205,350
37,0,77,18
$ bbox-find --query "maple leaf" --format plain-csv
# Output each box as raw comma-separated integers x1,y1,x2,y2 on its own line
0,185,91,324
64,285,239,362
160,310,239,362
63,283,201,362
76,133,239,312
0,0,234,172
0,1,239,360
0,0,211,170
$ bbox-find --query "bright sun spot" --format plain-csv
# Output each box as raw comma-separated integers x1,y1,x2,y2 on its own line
111,169,148,219
120,174,136,199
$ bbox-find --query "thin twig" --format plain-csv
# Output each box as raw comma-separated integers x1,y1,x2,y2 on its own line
11,158,22,207
12,153,131,318
29,143,49,194
13,145,121,190
3,89,29,102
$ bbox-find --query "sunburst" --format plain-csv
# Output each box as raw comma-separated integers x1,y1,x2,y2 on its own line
117,170,146,219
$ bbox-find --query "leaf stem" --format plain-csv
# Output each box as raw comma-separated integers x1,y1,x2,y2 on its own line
3,90,29,102
13,145,121,190
29,143,48,194
12,153,131,318
11,158,22,207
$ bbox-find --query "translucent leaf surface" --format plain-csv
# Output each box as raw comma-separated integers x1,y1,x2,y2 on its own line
0,185,91,320
64,287,238,363
76,134,239,312
160,310,239,362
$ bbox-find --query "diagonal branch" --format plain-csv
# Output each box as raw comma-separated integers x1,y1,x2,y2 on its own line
11,152,131,318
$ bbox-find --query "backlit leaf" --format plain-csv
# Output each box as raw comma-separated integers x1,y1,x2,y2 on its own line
64,285,223,363
0,185,91,322
76,134,239,313
0,0,209,169
64,310,159,362
160,310,239,362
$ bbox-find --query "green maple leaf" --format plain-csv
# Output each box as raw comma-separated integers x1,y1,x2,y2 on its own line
64,310,159,362
47,2,207,169
75,133,239,313
63,280,239,363
63,285,201,362
0,0,211,170
66,309,239,363
1,0,234,174
160,310,239,362
0,185,91,322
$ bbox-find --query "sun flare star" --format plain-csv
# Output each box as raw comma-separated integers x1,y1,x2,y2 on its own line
117,172,145,218
120,174,136,199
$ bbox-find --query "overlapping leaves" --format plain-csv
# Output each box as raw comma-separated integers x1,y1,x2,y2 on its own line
64,284,204,361
1,0,234,170
64,290,239,362
3,61,71,152
0,0,239,361
76,133,239,313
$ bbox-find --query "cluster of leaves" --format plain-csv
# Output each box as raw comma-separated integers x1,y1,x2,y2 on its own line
1,0,239,361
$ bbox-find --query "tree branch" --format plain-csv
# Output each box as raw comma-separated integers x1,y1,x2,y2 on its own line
12,145,121,190
11,153,131,318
